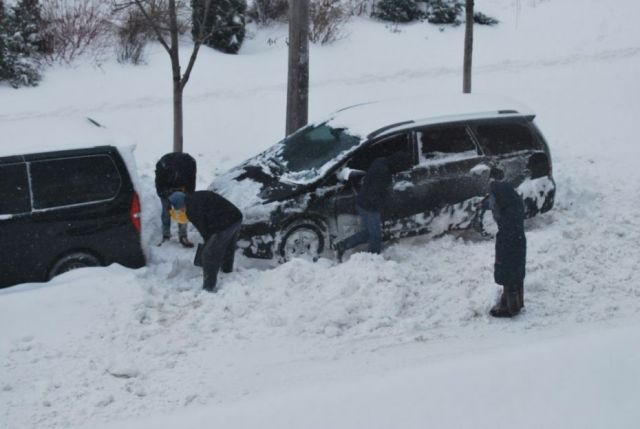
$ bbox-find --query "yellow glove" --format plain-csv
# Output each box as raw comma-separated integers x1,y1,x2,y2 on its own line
169,208,188,225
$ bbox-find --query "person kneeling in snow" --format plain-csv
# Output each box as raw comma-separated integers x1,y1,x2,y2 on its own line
485,168,526,317
168,191,243,293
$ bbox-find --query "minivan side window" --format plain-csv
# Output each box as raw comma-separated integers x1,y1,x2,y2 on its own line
0,163,31,215
348,133,412,172
30,155,122,209
418,125,477,161
475,122,537,155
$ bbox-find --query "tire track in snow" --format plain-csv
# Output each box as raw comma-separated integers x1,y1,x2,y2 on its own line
1,46,639,123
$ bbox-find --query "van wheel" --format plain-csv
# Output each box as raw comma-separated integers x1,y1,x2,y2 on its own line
278,220,326,262
48,252,101,280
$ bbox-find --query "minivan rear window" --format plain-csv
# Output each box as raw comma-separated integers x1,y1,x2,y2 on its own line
475,122,537,155
0,163,31,215
30,155,121,209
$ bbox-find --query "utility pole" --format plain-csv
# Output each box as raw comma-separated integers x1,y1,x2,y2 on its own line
463,0,474,93
285,0,309,136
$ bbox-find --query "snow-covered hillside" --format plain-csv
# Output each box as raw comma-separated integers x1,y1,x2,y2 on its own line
2,1,640,428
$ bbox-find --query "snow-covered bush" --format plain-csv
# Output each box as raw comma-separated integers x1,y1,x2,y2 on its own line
343,0,375,16
309,0,348,45
0,0,42,88
112,0,190,64
473,11,499,26
372,0,421,23
41,0,112,63
115,8,152,64
247,0,288,25
424,0,462,25
191,0,247,54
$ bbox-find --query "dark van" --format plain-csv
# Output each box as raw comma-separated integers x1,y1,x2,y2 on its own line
210,95,556,261
0,145,146,288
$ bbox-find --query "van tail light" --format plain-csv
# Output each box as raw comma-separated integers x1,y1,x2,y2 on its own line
130,192,142,233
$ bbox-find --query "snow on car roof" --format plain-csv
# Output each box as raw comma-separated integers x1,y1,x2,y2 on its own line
0,115,131,158
324,93,535,139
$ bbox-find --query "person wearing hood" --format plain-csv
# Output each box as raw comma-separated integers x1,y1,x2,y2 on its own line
335,151,413,261
168,190,243,293
155,152,197,248
485,168,527,317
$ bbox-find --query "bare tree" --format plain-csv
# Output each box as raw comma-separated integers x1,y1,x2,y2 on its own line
285,0,309,136
463,0,473,93
114,0,212,153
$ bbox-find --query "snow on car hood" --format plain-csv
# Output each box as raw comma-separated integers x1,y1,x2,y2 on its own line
209,158,303,222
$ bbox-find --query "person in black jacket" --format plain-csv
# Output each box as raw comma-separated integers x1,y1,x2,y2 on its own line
485,170,527,317
168,191,243,292
335,151,412,261
155,152,197,247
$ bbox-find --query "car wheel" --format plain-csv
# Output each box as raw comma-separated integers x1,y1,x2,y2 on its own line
48,252,101,280
278,220,326,262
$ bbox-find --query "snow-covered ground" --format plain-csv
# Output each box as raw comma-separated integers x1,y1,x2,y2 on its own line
2,0,640,427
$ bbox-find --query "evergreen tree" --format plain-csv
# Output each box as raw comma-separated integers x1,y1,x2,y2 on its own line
373,0,421,23
425,0,463,25
192,0,247,54
10,0,45,55
0,0,41,88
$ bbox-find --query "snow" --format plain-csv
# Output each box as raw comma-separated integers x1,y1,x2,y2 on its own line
0,116,132,158
325,93,533,140
2,0,640,428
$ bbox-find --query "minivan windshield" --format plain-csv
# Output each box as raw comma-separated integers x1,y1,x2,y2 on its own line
273,123,361,183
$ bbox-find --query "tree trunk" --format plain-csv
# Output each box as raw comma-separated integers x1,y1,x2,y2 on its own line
168,0,184,152
463,0,474,94
286,0,309,136
173,78,184,153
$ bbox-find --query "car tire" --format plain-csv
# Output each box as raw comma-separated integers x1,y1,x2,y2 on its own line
48,252,101,280
278,220,326,262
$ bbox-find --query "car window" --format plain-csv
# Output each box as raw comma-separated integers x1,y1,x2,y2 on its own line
276,123,361,175
348,133,412,172
475,122,537,155
418,125,477,161
30,155,122,209
0,163,31,215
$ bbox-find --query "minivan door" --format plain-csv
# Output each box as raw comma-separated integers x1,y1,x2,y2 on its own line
469,117,542,184
0,161,37,288
332,132,415,240
405,123,491,234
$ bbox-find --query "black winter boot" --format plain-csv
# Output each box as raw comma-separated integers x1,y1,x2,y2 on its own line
505,288,520,317
517,283,524,310
490,287,520,318
335,242,346,263
489,287,507,317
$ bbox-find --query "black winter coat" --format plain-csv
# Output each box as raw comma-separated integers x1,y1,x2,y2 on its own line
490,181,526,286
155,152,197,198
356,152,412,212
186,191,243,241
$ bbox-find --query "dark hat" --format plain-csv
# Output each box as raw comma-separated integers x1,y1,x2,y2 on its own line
168,191,186,209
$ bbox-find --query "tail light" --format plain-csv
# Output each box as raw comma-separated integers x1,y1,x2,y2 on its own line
130,192,142,233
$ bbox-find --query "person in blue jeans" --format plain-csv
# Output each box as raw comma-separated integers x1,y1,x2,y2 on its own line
335,151,412,261
155,152,197,247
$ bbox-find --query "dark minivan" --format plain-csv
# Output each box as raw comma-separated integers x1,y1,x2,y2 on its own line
0,145,145,288
211,95,556,261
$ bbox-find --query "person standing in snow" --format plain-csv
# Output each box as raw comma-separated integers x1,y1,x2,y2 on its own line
334,151,412,261
155,152,197,247
485,168,527,317
168,191,243,293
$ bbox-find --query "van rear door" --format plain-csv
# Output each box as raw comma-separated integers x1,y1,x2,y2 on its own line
0,160,38,287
